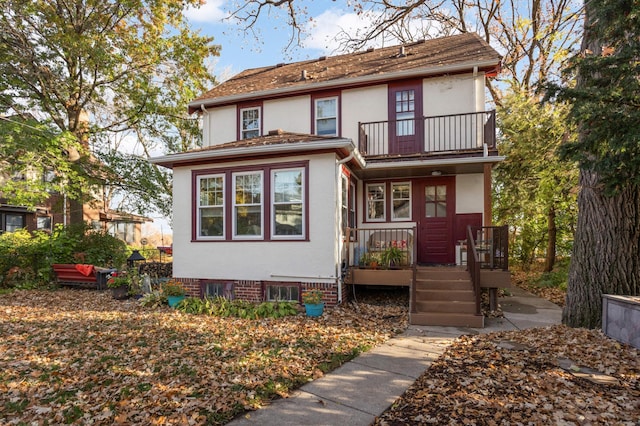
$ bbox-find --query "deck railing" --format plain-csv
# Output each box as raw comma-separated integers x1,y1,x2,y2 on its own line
469,225,509,271
466,225,509,316
358,110,496,157
466,226,482,316
345,227,416,269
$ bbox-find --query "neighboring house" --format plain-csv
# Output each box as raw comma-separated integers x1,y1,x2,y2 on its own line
151,33,511,326
0,196,151,246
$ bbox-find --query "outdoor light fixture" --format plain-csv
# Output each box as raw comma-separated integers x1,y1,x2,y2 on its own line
127,249,146,267
431,170,443,176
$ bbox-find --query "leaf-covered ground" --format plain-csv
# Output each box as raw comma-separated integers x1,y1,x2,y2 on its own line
374,325,640,425
0,289,407,425
512,267,567,307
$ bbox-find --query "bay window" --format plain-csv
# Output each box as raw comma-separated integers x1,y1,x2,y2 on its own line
198,174,225,238
234,172,263,238
272,168,304,238
193,162,308,241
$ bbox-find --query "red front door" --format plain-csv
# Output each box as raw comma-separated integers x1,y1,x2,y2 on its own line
416,177,455,264
388,80,423,155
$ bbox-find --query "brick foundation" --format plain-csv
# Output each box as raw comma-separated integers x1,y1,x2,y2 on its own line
175,277,343,306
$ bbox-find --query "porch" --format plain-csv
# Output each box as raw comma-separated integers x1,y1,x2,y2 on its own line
358,110,496,158
344,225,510,327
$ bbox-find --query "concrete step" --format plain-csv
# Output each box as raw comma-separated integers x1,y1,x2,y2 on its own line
415,289,476,302
415,300,477,314
415,279,472,291
410,312,484,328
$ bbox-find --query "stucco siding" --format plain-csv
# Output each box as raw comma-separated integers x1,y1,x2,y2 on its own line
456,173,484,215
171,153,340,283
206,105,236,146
342,85,388,143
423,74,479,116
264,96,311,134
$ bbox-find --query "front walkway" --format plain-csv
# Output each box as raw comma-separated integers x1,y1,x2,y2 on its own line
228,287,563,425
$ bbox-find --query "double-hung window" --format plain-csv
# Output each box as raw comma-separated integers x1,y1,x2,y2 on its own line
272,168,304,238
233,172,263,238
194,162,308,241
314,97,338,136
341,175,349,235
391,182,411,221
366,183,386,221
198,174,225,238
240,107,260,139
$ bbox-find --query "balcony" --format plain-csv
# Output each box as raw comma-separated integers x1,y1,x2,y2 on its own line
358,110,496,158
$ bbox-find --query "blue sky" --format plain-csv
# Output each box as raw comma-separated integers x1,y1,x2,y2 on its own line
182,1,400,80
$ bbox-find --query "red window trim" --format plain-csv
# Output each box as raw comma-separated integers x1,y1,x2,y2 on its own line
362,179,415,224
237,101,263,140
191,160,310,242
311,91,341,136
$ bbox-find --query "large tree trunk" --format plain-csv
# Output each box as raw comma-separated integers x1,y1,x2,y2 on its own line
563,169,640,328
544,205,556,272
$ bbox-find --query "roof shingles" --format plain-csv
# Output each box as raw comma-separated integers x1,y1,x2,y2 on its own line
191,33,501,107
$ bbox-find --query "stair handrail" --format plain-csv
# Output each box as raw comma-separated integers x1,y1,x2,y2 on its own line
466,225,482,316
411,226,417,314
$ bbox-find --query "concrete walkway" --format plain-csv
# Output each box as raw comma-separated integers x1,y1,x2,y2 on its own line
228,287,562,426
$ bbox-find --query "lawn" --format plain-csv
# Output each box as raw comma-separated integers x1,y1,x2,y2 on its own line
0,289,407,425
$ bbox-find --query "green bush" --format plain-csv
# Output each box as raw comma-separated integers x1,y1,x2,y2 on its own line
0,224,128,289
176,297,299,319
534,258,569,291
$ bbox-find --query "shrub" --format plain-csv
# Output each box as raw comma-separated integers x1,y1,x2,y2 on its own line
175,297,298,319
0,224,128,289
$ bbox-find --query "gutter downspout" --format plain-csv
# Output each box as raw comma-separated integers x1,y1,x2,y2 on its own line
334,147,355,304
200,105,208,147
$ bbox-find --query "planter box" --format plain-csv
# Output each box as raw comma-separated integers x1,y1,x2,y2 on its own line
602,294,640,349
351,269,412,286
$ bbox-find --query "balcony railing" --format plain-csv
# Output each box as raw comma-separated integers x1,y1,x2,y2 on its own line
358,110,496,157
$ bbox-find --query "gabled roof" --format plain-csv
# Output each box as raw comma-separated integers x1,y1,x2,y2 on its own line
149,131,364,169
189,32,501,113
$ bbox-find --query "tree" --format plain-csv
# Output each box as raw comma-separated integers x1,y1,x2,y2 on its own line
227,0,582,105
548,0,640,328
0,0,218,219
494,91,578,270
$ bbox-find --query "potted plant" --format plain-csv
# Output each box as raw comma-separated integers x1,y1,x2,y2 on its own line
163,280,186,307
107,272,130,300
380,246,404,269
302,289,324,317
359,252,379,269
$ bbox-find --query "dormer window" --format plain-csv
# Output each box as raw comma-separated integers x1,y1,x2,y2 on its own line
240,106,261,139
313,95,339,136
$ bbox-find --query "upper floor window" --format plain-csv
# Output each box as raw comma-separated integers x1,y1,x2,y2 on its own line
240,107,261,139
198,174,225,238
314,97,338,136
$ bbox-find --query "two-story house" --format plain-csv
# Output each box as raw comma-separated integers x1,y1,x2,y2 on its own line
151,33,510,327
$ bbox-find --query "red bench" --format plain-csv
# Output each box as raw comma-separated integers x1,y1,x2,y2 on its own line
52,264,116,289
